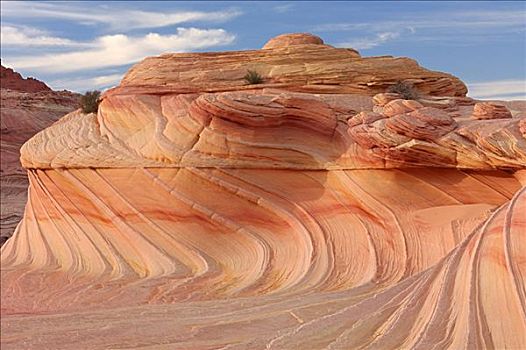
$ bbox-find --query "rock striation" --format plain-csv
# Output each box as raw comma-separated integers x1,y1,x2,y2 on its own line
1,33,525,349
0,67,80,244
113,33,467,97
19,91,525,171
262,32,326,49
472,101,513,120
1,64,51,92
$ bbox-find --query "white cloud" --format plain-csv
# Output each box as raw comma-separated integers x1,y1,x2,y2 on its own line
467,80,526,101
456,10,526,27
337,31,400,50
273,4,294,13
3,28,236,73
313,9,526,49
312,8,525,50
314,9,526,33
49,73,124,92
1,25,83,46
0,1,242,30
91,74,123,87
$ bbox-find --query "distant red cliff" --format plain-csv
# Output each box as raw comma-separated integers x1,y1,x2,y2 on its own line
1,64,80,244
1,64,52,92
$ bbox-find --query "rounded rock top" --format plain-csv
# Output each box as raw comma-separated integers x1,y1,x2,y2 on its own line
262,33,326,49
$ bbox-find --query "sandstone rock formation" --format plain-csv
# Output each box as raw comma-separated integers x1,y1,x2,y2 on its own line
1,64,51,92
114,34,467,97
1,66,79,244
1,34,525,349
472,101,513,120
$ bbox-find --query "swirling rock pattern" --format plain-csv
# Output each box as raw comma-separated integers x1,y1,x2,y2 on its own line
1,33,525,349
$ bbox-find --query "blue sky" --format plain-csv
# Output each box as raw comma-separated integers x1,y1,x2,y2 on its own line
1,1,525,100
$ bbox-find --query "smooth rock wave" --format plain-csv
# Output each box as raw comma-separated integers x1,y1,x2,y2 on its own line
1,33,525,349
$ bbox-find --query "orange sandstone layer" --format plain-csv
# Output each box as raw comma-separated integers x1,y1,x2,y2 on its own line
1,33,525,349
109,33,467,97
1,168,525,349
20,91,526,171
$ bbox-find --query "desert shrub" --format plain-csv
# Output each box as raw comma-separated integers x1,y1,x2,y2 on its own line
387,81,420,100
80,90,101,114
244,70,264,84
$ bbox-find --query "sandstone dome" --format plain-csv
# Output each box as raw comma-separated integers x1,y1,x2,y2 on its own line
262,32,326,49
2,33,525,349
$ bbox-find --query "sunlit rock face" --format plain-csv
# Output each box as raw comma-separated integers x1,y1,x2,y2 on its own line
2,33,525,349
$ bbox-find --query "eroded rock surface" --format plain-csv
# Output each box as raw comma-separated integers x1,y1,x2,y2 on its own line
1,64,51,92
0,68,80,244
472,101,513,120
1,33,525,349
113,33,467,97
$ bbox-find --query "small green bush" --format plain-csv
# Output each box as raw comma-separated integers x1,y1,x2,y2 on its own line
387,81,420,100
80,90,101,114
244,70,264,84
